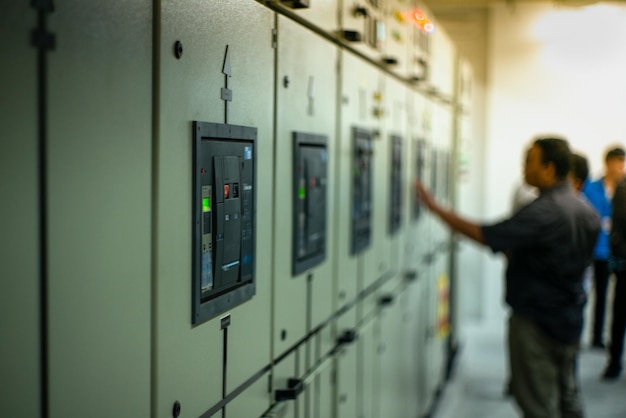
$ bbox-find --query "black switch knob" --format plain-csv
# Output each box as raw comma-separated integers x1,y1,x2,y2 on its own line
341,30,362,43
353,6,369,17
172,401,181,418
379,294,394,307
275,378,304,401
337,329,358,345
283,0,310,9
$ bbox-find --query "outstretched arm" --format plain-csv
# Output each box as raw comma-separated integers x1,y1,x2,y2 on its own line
414,181,485,245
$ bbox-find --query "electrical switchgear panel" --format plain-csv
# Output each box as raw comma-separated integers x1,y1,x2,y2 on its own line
389,135,403,235
440,151,451,203
192,122,256,325
368,18,385,51
292,132,328,276
412,139,426,220
351,127,373,255
430,148,438,197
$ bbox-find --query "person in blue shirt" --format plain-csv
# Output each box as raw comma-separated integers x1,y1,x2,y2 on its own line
583,147,625,348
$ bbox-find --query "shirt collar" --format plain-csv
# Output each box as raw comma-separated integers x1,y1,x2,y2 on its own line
539,180,571,195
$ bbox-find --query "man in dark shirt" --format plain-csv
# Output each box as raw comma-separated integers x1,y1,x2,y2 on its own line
415,137,600,418
604,175,626,379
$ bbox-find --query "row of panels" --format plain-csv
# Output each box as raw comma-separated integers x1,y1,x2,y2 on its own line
1,1,467,417
266,0,457,95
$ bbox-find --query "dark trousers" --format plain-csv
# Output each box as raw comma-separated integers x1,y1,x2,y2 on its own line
591,260,611,345
608,270,626,369
509,314,583,418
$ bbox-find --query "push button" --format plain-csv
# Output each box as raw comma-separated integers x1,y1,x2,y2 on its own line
224,184,230,199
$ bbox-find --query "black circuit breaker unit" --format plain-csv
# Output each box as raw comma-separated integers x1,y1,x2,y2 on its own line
389,135,403,235
412,139,426,220
293,132,328,276
192,122,256,325
441,151,451,204
431,147,438,198
351,127,373,255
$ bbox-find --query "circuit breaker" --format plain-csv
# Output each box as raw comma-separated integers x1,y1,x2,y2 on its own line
351,127,373,255
441,151,450,203
389,135,403,235
412,139,426,220
292,132,328,276
430,148,438,198
192,121,256,325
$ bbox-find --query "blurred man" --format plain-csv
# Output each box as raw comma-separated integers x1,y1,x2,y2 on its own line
583,147,626,348
605,171,626,379
415,137,600,418
569,153,590,194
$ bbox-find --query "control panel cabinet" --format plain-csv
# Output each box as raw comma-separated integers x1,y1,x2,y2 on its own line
412,138,426,220
430,147,438,198
440,150,451,204
292,132,328,276
351,127,374,255
192,121,256,325
340,0,385,62
389,134,403,235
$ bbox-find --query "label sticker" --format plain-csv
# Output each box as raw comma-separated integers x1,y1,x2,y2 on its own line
201,252,213,291
244,146,252,160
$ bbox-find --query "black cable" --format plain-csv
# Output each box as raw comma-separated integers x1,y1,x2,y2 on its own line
222,326,228,418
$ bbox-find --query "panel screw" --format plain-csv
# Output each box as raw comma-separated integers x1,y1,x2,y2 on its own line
281,329,287,341
283,76,290,88
173,401,181,417
174,41,183,59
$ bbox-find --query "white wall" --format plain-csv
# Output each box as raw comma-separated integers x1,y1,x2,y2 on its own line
483,1,626,325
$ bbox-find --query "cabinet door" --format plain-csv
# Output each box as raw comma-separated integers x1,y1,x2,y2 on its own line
156,1,275,416
0,3,40,417
47,1,152,416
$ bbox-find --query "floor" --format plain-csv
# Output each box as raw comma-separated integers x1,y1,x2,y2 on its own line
434,320,626,418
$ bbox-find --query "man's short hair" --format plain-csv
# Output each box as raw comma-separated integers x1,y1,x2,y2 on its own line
570,153,589,184
534,137,571,180
605,147,625,161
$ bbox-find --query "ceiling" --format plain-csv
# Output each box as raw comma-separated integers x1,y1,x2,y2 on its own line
418,0,625,83
423,0,626,15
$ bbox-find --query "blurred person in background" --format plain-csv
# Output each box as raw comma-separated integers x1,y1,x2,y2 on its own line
583,147,625,349
604,170,626,379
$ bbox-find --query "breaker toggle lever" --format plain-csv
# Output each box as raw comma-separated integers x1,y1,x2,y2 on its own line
275,378,304,401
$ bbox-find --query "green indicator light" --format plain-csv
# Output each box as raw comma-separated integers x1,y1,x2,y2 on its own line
202,197,210,212
298,187,306,199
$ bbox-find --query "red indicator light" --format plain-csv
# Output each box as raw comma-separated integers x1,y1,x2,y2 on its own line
224,184,230,199
403,8,434,33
